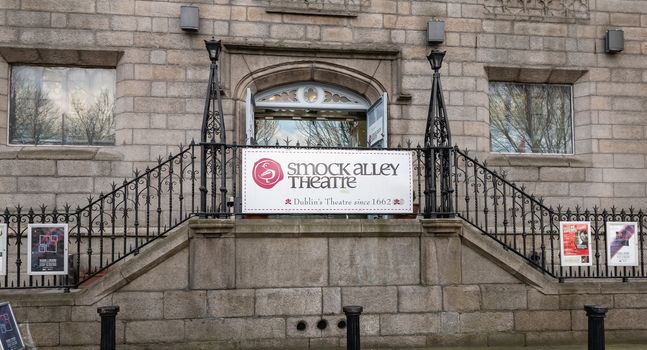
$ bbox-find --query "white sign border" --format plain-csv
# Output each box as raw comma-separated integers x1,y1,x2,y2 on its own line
27,223,69,276
242,148,414,214
606,221,639,267
559,221,593,267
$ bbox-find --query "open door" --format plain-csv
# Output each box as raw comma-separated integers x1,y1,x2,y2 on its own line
367,92,388,148
245,88,255,145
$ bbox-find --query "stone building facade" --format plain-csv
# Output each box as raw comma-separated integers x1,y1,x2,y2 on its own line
0,0,646,211
1,1,647,348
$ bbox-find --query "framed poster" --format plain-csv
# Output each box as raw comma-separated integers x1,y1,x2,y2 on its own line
606,222,639,266
0,224,6,276
0,302,24,350
560,221,592,267
27,224,68,275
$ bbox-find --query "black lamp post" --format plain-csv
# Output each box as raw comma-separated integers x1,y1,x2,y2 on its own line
423,49,453,218
427,49,445,73
200,37,227,217
205,38,221,63
424,49,449,148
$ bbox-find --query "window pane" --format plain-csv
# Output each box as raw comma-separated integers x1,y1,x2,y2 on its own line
489,82,573,154
255,118,365,147
9,66,116,146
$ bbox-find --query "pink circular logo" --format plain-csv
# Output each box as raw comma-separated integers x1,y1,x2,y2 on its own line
252,158,284,189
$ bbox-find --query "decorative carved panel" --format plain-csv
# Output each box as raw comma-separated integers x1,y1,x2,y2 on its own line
483,0,590,21
266,0,370,17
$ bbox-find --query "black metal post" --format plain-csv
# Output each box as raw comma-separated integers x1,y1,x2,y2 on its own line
584,304,607,350
200,38,225,217
343,305,363,350
97,306,119,350
199,62,216,216
423,50,453,218
423,148,433,218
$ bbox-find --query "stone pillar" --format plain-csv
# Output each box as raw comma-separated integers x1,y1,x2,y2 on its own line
188,219,236,289
420,219,462,285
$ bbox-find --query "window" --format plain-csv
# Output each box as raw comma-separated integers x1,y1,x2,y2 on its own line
489,82,573,154
247,83,387,148
9,66,116,146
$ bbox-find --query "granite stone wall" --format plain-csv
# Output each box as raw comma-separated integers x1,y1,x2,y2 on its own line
3,218,647,349
0,1,646,210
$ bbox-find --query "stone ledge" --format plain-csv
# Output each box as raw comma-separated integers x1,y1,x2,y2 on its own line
485,66,587,84
0,289,75,306
189,218,235,236
223,40,400,59
0,146,124,161
421,219,463,236
231,218,421,237
485,153,593,168
0,47,122,67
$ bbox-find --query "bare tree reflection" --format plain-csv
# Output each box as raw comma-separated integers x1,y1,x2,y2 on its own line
70,89,115,145
9,78,58,145
254,119,279,145
490,83,572,153
295,120,357,147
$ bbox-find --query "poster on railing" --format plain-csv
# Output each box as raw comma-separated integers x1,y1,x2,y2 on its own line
241,148,413,213
27,224,68,275
0,302,24,350
560,221,592,267
606,222,639,266
0,224,6,276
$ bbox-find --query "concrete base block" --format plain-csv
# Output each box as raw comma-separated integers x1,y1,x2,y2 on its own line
329,237,419,285
236,238,327,288
190,237,235,289
208,289,255,317
255,288,322,316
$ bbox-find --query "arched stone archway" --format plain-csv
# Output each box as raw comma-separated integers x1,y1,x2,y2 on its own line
233,60,387,103
220,43,400,143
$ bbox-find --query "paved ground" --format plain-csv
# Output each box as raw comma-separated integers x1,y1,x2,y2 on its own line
398,346,646,350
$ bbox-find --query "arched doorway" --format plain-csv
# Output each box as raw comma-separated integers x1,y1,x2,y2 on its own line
245,82,388,148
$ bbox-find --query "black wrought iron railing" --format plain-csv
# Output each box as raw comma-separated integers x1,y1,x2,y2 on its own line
0,144,198,289
454,148,647,280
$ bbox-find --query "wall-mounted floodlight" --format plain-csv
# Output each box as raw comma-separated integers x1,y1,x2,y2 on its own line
605,29,624,54
427,20,445,45
180,5,199,32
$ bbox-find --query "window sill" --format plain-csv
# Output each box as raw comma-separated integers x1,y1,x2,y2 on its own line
485,153,592,168
0,146,123,161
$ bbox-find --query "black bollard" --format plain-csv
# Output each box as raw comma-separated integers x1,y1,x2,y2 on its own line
343,305,363,350
584,304,607,350
97,306,120,350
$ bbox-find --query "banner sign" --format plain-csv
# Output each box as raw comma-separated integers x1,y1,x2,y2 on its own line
0,303,24,350
242,148,413,213
560,221,592,266
606,222,639,266
0,225,6,276
27,224,68,275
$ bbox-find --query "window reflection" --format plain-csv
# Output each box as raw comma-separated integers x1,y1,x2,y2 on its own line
255,118,366,147
489,82,573,154
9,66,116,146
